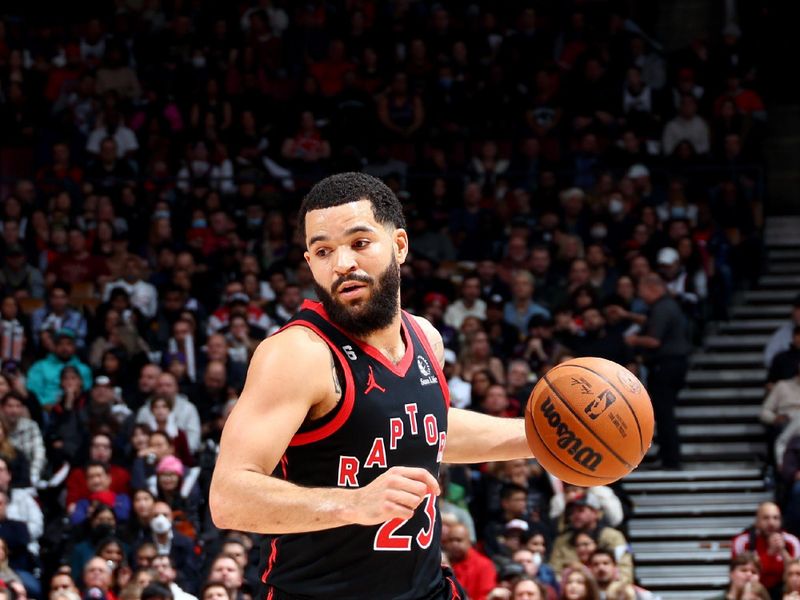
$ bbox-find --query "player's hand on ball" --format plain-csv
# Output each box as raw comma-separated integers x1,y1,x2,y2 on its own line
347,466,440,525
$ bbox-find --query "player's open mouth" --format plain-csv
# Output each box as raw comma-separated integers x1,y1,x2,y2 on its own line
338,282,367,298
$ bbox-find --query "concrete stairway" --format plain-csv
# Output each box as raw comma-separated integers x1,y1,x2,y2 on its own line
622,217,800,599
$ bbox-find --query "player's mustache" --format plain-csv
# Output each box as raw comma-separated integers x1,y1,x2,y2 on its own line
332,274,374,293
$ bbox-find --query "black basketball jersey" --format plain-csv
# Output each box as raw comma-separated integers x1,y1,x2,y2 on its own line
259,300,453,600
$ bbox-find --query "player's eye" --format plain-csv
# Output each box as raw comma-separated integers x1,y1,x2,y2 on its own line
353,239,370,249
314,248,330,258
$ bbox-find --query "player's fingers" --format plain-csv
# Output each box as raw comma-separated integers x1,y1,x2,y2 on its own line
381,499,415,521
385,488,425,511
390,475,429,498
397,467,441,496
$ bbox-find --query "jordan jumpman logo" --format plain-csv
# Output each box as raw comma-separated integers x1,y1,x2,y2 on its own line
364,365,386,394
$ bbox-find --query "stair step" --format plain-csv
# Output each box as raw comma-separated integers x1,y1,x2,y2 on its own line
767,263,800,274
658,592,726,600
690,352,764,367
717,320,784,333
679,441,767,457
632,502,762,516
705,334,771,349
676,405,760,421
625,466,761,482
730,305,790,317
768,249,800,260
741,290,798,303
624,479,764,493
679,423,764,439
630,526,744,540
634,549,729,564
678,387,764,402
638,572,728,590
758,274,800,288
630,491,772,506
632,540,731,553
684,369,765,385
630,516,750,531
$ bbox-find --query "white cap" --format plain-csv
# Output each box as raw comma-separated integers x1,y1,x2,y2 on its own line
657,247,680,265
627,163,650,179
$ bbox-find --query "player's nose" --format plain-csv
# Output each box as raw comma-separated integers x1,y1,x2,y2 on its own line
333,246,358,275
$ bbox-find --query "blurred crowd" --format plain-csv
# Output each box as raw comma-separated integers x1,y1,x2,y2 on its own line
0,1,774,599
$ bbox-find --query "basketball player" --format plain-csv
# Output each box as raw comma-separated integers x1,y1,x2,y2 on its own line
210,173,533,599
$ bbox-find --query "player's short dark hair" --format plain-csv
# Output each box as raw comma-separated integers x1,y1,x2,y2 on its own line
298,172,406,240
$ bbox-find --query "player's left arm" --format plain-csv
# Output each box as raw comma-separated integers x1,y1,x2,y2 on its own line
413,315,533,463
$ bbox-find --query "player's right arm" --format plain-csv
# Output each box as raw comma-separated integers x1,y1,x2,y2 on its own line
209,326,439,534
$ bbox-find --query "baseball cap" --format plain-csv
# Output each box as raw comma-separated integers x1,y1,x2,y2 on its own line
627,164,650,179
55,327,77,341
498,562,526,581
505,518,530,532
423,292,449,308
657,247,680,265
567,492,602,511
487,294,506,309
227,292,250,305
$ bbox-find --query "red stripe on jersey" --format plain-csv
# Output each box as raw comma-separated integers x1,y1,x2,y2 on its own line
301,300,415,377
266,587,274,600
261,538,279,583
405,314,451,409
281,320,356,446
446,576,461,600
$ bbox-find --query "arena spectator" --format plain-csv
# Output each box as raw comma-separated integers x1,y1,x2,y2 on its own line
768,328,800,385
444,522,497,600
31,284,88,349
550,493,633,584
625,274,691,469
764,298,800,368
732,503,800,597
26,328,92,407
1,393,45,486
707,553,761,600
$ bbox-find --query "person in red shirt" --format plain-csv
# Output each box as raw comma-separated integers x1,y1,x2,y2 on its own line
445,522,497,600
65,432,130,506
46,228,110,286
731,502,800,596
309,39,354,97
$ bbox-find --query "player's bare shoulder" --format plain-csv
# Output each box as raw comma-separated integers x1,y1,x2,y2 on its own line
245,325,335,409
411,314,445,368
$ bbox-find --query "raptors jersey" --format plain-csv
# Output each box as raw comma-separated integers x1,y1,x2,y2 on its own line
259,300,453,600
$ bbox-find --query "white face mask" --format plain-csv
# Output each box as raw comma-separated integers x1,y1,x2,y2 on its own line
150,514,172,534
609,198,625,215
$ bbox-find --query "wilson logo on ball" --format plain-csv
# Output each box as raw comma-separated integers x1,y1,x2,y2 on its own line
540,396,604,472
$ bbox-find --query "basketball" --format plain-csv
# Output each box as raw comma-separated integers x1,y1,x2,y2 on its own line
524,357,655,486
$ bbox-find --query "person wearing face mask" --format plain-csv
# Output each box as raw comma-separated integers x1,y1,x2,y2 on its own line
141,501,200,593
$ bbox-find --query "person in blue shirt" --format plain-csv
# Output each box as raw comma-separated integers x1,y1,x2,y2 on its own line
26,328,92,407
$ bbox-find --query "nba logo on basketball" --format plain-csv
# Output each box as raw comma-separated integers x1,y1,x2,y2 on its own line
584,389,616,420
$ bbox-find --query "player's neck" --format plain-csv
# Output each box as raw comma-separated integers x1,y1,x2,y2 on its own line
358,314,406,364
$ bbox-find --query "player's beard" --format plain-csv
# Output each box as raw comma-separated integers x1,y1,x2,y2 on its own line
314,257,401,338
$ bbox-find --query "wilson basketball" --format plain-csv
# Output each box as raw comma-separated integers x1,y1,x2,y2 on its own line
524,357,654,486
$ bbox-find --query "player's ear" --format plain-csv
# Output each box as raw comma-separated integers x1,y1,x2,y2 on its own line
303,251,311,266
393,228,409,264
